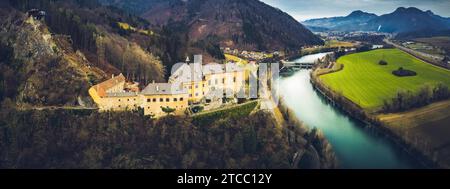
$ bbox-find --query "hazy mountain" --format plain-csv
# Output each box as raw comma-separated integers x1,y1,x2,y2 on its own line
303,10,377,32
101,0,324,51
304,7,450,35
366,7,450,33
426,10,450,25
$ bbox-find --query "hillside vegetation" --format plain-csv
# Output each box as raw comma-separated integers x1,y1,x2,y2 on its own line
9,0,167,81
0,101,337,169
110,0,324,51
1,0,168,106
0,10,103,106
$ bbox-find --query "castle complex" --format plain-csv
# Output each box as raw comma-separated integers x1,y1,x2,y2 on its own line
89,55,246,117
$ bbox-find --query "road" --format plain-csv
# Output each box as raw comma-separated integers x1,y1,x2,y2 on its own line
18,106,98,111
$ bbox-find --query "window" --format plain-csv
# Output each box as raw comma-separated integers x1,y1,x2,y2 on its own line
189,94,192,97
147,99,151,102
233,77,236,83
118,105,121,108
195,93,199,97
118,99,121,102
195,85,198,89
134,98,136,101
127,99,130,101
203,84,205,87
222,78,225,84
153,98,156,102
166,98,170,102
160,98,163,102
180,98,184,101
174,98,178,102
190,85,193,89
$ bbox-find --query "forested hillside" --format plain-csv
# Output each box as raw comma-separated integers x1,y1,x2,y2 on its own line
102,0,323,53
0,8,102,105
8,0,166,81
0,0,170,106
0,101,337,169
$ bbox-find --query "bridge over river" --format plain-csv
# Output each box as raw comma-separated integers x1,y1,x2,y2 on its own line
280,52,333,70
281,61,315,69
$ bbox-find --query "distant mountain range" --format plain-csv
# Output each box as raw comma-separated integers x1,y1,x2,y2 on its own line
303,10,377,32
303,7,450,38
100,0,323,51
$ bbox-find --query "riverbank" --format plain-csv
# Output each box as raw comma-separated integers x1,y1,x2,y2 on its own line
280,70,421,168
274,97,339,169
378,100,450,168
310,66,440,168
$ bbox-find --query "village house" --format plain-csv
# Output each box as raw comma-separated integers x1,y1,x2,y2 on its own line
443,56,450,65
372,45,384,49
89,55,247,118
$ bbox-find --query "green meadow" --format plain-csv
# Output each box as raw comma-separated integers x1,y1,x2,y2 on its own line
319,49,450,110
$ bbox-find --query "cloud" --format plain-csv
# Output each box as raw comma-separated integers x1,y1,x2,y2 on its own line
260,0,450,21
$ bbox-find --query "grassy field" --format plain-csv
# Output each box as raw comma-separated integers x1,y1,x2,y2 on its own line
224,54,249,65
378,100,450,167
325,40,354,48
319,49,450,110
301,40,355,55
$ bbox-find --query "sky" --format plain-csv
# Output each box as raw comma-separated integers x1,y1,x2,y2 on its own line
260,0,450,21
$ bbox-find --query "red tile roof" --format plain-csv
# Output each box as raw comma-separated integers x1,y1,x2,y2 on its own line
92,74,125,97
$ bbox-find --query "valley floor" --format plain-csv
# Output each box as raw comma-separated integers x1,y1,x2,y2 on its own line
314,49,450,168
378,100,450,168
